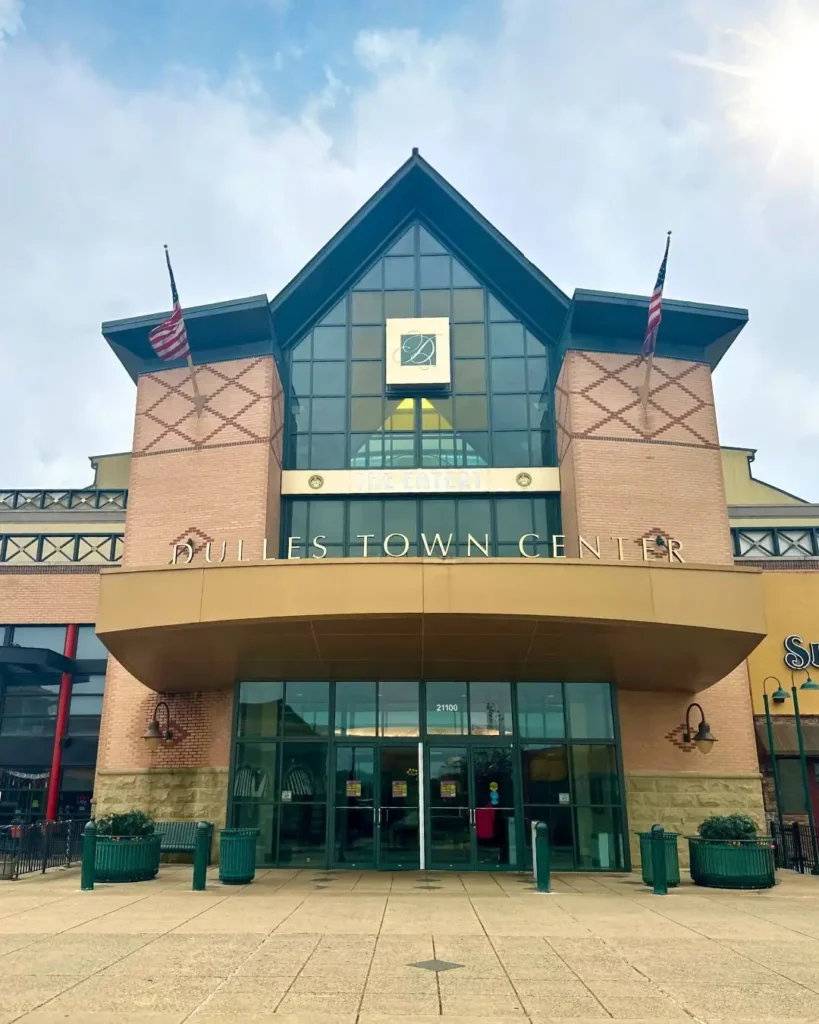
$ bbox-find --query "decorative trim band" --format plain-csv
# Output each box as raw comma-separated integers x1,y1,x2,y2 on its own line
282,466,561,497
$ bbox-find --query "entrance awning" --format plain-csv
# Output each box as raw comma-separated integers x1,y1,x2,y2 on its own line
0,647,74,676
96,557,766,694
755,719,819,757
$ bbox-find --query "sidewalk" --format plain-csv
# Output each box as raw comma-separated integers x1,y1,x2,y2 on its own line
3,866,819,1022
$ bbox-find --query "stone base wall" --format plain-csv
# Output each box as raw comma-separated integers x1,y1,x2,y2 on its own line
626,770,765,868
93,767,229,829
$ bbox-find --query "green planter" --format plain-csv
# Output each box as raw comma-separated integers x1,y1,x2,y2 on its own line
219,828,259,885
638,831,680,887
94,834,162,883
688,836,775,890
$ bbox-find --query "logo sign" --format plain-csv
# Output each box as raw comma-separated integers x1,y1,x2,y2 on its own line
400,333,436,366
386,316,450,387
784,635,819,670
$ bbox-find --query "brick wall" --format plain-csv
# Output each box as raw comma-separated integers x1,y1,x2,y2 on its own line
0,571,100,624
95,354,284,819
556,349,763,847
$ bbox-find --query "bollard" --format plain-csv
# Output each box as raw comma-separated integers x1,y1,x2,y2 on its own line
192,821,210,891
535,821,551,894
650,823,668,896
80,820,97,892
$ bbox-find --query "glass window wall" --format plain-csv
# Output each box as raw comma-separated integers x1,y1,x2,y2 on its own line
286,221,554,470
230,681,623,871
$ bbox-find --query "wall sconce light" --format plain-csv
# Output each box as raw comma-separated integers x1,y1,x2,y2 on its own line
793,668,819,691
683,702,717,754
763,675,790,704
143,701,173,750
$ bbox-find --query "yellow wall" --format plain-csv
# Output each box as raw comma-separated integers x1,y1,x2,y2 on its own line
748,572,819,715
90,452,132,489
721,448,805,506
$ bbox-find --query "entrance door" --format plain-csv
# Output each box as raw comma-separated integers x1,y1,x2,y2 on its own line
332,745,420,869
426,744,519,869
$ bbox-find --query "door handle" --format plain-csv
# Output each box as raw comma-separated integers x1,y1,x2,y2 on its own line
373,806,378,824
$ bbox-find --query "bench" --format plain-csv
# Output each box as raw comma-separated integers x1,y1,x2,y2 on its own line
156,821,213,864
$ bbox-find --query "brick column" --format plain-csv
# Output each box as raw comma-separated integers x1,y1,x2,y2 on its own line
94,355,284,827
555,351,763,864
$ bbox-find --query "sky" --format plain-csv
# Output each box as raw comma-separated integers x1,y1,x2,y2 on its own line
1,0,817,496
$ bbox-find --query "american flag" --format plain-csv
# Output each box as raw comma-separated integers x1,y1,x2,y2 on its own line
148,246,190,361
641,232,671,358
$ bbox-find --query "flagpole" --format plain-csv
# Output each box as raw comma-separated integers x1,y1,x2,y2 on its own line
162,244,204,416
187,352,205,416
639,230,671,419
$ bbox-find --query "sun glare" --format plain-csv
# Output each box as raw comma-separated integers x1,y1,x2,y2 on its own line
680,3,819,173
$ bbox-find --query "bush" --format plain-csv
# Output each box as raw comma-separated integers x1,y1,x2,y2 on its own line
95,811,155,837
698,814,759,841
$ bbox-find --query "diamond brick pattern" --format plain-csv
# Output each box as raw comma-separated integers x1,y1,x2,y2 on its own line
556,352,719,455
133,357,282,458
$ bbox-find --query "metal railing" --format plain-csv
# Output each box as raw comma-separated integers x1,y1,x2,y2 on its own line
0,533,124,564
0,820,85,880
769,820,819,874
732,526,819,560
0,489,127,512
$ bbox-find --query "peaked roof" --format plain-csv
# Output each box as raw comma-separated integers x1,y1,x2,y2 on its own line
268,149,571,350
101,149,748,378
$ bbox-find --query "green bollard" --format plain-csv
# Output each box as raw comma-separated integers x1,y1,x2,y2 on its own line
535,821,551,894
81,820,97,892
650,823,668,896
192,821,210,891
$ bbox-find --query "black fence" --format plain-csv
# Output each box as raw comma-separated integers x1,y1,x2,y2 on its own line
769,820,819,874
0,820,84,880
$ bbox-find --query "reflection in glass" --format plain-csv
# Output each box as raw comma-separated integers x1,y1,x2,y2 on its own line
232,801,278,867
378,682,419,736
75,625,108,660
521,745,569,805
333,745,375,865
517,683,565,738
523,806,574,870
284,683,329,736
571,745,619,805
472,746,517,867
279,803,327,866
566,683,614,739
575,806,625,870
428,746,470,867
233,743,277,800
378,746,420,868
11,625,67,653
238,682,284,738
469,682,513,736
335,682,376,736
426,681,468,735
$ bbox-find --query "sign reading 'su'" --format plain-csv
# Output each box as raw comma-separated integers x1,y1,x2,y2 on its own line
784,634,819,670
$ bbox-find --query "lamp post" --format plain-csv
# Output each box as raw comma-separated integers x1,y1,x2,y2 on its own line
143,701,173,751
791,668,819,873
762,676,789,842
683,703,717,753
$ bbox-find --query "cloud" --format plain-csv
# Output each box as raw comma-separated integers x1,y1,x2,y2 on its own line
0,0,816,499
0,0,23,44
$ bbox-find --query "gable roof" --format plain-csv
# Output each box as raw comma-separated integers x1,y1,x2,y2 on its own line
268,149,571,351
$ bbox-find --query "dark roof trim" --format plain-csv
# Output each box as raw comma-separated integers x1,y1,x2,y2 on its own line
558,288,749,371
0,646,75,674
102,295,277,382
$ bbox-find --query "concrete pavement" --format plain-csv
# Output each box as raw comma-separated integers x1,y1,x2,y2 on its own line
3,866,819,1021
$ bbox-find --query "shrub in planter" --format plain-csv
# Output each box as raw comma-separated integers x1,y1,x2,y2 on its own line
688,814,775,890
94,810,162,883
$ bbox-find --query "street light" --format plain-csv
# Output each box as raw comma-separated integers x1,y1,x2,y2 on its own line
791,669,819,873
143,701,173,751
762,676,788,841
683,703,717,754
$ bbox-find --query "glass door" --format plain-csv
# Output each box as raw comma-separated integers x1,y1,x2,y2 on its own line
332,745,376,868
426,744,520,870
427,746,471,867
378,746,420,869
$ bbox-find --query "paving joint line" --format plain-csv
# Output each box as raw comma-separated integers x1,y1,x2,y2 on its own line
181,885,314,1021
551,892,699,1021
353,885,388,1023
640,889,819,1003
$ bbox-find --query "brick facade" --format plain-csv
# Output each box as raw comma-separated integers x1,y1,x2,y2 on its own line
93,354,284,823
557,350,764,862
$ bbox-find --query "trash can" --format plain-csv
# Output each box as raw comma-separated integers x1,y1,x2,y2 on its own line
218,828,259,885
638,830,680,887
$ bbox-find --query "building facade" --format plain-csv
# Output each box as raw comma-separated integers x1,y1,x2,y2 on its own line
1,152,781,870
